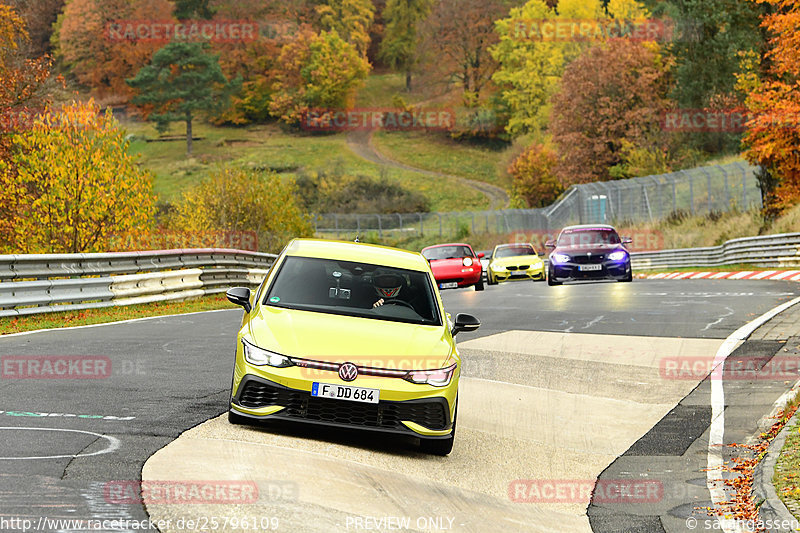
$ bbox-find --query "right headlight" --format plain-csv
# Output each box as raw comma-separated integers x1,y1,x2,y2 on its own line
241,339,294,368
490,263,505,272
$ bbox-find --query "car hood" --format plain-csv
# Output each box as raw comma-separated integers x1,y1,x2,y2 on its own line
429,257,470,269
554,244,625,255
491,255,543,267
247,306,453,369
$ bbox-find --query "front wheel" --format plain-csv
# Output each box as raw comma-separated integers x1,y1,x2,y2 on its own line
619,270,633,282
420,402,456,455
474,279,484,291
487,273,497,286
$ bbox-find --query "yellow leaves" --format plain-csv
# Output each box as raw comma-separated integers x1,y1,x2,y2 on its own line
0,2,26,65
167,167,312,253
0,100,155,253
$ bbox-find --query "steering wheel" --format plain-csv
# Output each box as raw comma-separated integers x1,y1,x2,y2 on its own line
381,300,415,310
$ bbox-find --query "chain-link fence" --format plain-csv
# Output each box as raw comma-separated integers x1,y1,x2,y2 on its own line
312,162,762,239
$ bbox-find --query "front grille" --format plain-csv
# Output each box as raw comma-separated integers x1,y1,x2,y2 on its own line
506,266,518,271
236,378,449,431
572,254,605,264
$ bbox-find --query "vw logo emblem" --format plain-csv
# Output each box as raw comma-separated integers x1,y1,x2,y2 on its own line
338,362,358,382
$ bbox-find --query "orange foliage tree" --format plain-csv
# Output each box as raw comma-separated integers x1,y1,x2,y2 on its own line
742,0,800,216
0,100,156,253
55,0,174,102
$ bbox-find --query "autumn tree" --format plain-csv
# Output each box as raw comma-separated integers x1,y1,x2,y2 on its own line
55,0,174,102
420,0,513,101
6,0,64,56
316,0,374,57
270,29,370,124
492,0,650,136
550,39,672,185
741,0,800,216
173,0,215,19
508,143,563,207
0,100,155,253
379,0,433,91
128,42,239,156
168,168,313,253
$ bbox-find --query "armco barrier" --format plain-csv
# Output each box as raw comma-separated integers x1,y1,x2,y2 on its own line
0,248,276,318
632,233,800,270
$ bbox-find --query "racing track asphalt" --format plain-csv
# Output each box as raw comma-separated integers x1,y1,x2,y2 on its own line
0,279,798,532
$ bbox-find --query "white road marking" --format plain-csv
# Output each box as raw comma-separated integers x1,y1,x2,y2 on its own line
702,307,735,332
706,295,800,533
0,427,121,460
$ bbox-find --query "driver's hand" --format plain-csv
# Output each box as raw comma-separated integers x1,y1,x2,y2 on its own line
373,298,385,308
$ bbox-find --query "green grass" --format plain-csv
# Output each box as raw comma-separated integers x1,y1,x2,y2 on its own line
0,294,234,335
372,130,513,190
773,397,800,515
354,72,431,108
124,120,487,211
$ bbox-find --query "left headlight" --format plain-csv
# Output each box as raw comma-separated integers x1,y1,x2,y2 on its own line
242,339,294,368
551,253,571,264
404,363,458,387
607,251,628,261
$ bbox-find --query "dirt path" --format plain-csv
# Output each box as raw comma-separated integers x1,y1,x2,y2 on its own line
346,129,510,210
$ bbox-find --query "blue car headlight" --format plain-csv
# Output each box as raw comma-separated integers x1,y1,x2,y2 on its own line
242,339,294,368
551,253,571,264
607,251,628,261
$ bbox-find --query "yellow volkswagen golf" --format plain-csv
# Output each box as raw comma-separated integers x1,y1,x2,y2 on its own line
225,239,480,455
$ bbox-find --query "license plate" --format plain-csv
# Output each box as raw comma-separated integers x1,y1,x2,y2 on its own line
439,282,459,289
579,264,603,271
311,382,379,404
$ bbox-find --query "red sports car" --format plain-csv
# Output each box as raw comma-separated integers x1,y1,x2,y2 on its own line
421,243,484,291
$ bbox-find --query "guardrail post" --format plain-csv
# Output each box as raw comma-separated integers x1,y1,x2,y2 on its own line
334,214,339,239
672,177,677,213
378,215,383,239
689,174,694,215
438,213,442,237
471,212,475,234
742,166,748,207
419,213,424,236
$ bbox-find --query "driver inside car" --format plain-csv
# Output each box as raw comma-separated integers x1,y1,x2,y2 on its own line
372,272,406,308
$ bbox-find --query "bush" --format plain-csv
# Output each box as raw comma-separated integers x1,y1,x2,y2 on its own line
295,171,430,214
508,143,563,208
167,168,313,253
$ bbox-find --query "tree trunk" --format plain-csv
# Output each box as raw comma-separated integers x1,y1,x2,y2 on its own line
186,111,193,157
405,71,412,92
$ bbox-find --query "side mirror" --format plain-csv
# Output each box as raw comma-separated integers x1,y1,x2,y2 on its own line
451,313,480,337
545,240,556,249
622,237,633,244
477,252,485,259
226,287,252,313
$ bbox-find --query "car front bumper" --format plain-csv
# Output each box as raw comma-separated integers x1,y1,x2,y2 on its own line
230,361,458,439
491,265,545,282
550,261,631,281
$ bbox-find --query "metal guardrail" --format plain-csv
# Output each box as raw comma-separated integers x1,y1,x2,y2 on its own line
631,233,800,270
2,234,798,317
0,248,277,317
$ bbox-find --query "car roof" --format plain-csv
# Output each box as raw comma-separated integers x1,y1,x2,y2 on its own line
421,243,473,250
285,239,430,272
494,243,534,249
561,224,617,232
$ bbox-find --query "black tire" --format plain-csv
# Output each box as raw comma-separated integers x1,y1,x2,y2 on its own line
228,409,250,425
420,404,457,456
474,279,484,291
619,270,633,283
487,273,497,286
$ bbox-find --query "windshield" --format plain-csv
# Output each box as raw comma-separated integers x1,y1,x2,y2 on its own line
264,256,441,326
421,245,474,260
557,229,621,246
494,245,537,258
